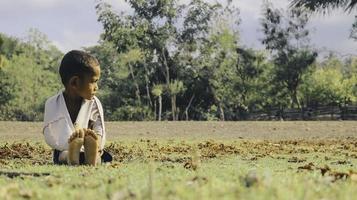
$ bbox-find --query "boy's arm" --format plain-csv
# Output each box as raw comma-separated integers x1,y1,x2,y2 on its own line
88,118,103,137
89,99,106,149
43,96,71,151
43,118,71,151
43,98,58,150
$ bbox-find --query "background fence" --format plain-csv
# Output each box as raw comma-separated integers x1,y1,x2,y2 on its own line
249,105,357,120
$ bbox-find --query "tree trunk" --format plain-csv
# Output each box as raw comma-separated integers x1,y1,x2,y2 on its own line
291,89,301,109
154,99,157,120
171,95,176,121
218,102,225,121
160,47,170,86
158,95,162,121
209,85,225,121
185,94,195,121
176,107,180,121
143,61,152,108
161,48,175,120
129,63,141,105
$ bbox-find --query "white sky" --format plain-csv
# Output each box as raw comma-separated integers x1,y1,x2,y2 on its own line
0,0,356,57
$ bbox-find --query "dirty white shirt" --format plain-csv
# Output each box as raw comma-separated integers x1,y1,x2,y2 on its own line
43,91,106,151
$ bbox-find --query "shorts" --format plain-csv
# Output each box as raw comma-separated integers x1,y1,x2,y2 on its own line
53,149,113,165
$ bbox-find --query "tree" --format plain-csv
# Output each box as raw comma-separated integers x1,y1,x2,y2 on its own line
96,0,183,120
0,31,62,121
234,48,265,117
343,55,357,76
261,3,317,109
351,16,357,40
1,54,61,120
95,0,240,120
0,55,14,119
85,41,127,120
290,0,357,12
151,84,164,121
168,80,185,120
290,0,357,42
178,0,242,120
300,64,357,106
120,48,144,106
24,28,63,73
0,33,21,59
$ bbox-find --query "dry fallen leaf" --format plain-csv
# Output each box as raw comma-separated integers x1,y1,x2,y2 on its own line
318,165,331,176
328,172,349,182
298,162,315,171
288,156,306,163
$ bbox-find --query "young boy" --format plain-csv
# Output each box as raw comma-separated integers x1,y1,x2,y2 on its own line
43,50,111,166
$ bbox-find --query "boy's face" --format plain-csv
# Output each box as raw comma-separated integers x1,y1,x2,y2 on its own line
77,65,101,100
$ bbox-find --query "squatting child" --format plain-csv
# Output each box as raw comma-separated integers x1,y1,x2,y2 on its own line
43,50,112,166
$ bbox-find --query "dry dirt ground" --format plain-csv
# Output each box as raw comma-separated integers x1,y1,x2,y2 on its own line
0,121,356,141
0,121,357,199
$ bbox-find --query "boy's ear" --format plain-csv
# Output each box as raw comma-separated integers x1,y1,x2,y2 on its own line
68,76,80,89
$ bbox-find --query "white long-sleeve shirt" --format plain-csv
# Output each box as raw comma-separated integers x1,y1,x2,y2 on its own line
43,91,106,151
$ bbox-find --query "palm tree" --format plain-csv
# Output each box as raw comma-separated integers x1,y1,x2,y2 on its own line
168,80,185,121
290,0,357,13
291,0,357,40
152,84,164,121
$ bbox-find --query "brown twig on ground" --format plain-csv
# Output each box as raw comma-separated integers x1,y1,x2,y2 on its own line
0,171,50,179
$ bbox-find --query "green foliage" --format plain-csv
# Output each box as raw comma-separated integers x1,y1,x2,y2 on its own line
95,0,244,120
351,16,357,41
0,55,8,69
261,3,317,109
0,57,13,105
151,84,164,97
343,56,357,76
0,33,22,59
300,57,357,106
1,1,356,121
91,0,356,121
0,31,62,121
290,0,357,13
168,80,185,96
111,105,154,121
290,1,357,43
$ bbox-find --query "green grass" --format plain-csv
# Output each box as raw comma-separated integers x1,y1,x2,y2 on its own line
0,121,356,199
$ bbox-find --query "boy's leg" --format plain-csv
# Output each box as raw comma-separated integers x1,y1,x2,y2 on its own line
57,151,68,164
67,129,85,165
84,129,100,166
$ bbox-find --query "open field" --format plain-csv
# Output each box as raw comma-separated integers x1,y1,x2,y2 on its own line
1,121,357,141
0,121,356,199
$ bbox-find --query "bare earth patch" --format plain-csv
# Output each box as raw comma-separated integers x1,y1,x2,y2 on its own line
0,121,356,199
0,121,356,141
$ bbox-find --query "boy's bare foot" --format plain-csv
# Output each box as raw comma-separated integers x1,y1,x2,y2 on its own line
67,129,85,165
84,129,99,166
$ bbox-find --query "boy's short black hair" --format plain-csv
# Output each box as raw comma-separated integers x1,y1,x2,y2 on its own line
59,50,99,86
